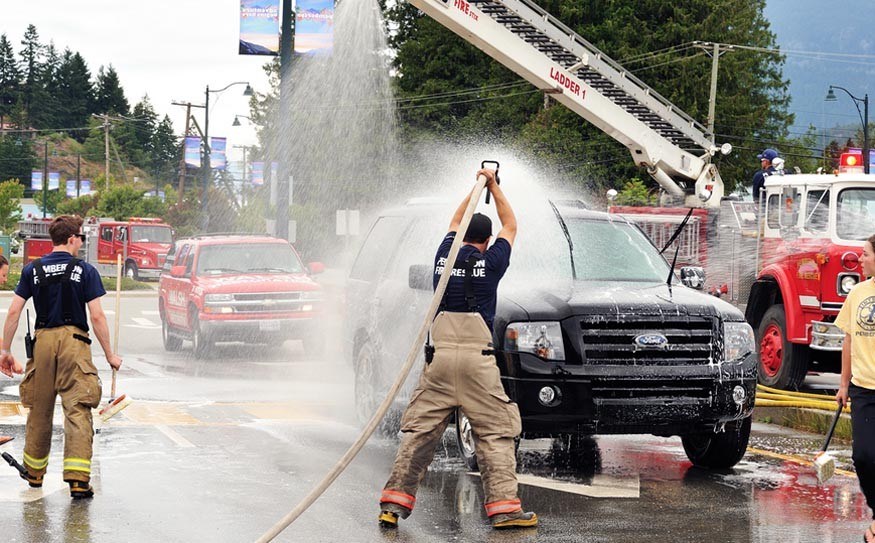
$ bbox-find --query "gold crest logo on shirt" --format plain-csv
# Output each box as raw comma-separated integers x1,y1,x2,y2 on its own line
857,296,875,332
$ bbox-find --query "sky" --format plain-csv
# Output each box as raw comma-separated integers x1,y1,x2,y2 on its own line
1,0,271,165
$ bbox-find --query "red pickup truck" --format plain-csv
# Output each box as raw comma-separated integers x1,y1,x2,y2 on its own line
158,234,324,358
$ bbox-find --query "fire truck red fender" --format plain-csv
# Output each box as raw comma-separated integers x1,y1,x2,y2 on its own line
746,266,808,344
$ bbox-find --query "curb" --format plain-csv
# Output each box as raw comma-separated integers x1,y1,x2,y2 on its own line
753,405,852,442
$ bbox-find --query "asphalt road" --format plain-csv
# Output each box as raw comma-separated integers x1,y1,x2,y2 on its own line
0,293,871,542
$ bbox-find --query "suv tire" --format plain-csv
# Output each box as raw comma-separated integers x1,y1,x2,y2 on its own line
354,342,400,437
681,416,751,469
191,312,213,359
161,312,182,352
757,304,809,390
455,409,479,471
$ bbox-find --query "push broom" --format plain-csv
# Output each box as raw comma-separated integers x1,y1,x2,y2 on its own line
814,402,845,484
98,254,131,422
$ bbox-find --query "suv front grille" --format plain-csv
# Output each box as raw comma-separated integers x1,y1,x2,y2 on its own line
210,292,312,313
580,315,716,366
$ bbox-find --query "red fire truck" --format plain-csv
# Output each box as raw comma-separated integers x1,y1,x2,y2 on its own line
616,152,874,389
19,217,173,281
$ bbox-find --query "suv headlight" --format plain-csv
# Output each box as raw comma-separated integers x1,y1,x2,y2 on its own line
506,322,566,361
724,321,755,362
205,293,234,303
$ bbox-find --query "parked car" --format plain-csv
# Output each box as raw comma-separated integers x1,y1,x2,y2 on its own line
346,197,757,469
158,234,324,358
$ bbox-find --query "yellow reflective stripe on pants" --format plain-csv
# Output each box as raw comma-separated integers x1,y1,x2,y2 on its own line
23,452,49,469
63,458,91,473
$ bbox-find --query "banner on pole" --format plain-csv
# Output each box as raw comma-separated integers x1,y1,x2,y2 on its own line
239,0,280,56
251,161,264,186
80,180,91,195
295,0,334,54
31,171,43,191
48,172,60,191
211,137,227,170
66,180,77,198
184,137,201,168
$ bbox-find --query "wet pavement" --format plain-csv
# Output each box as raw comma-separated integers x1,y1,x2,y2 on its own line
0,293,872,542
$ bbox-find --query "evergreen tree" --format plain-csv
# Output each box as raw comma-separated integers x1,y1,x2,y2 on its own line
0,34,21,125
54,49,94,135
151,115,178,179
0,135,35,184
35,42,62,128
94,65,129,115
18,25,43,124
121,95,157,170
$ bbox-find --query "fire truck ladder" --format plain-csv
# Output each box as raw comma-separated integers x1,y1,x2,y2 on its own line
408,0,730,205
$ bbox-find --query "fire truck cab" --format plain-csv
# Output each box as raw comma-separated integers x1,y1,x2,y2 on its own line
744,170,875,388
84,217,173,280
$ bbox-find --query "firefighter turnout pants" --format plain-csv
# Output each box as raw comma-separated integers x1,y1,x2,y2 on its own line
19,326,101,483
381,311,524,519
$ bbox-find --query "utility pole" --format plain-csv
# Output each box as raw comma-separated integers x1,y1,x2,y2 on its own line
76,153,81,198
171,101,202,205
695,42,733,145
42,140,48,219
92,114,113,188
276,0,294,241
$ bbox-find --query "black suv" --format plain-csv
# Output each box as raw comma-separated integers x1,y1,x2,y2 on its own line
346,197,757,469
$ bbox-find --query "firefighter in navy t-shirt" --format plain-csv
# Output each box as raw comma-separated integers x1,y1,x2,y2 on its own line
0,215,122,499
379,169,538,529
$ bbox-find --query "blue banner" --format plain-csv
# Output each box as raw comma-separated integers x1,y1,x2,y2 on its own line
211,137,227,170
80,180,91,195
66,180,77,198
184,136,201,168
48,172,60,191
240,0,280,56
295,0,334,54
31,171,42,191
251,161,264,186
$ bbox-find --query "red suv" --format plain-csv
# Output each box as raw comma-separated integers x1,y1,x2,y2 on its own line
158,234,325,358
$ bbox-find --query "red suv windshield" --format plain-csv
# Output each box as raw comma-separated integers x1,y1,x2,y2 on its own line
195,243,304,275
131,225,173,243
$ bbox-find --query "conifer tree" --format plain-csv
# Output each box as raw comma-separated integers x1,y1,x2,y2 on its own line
0,34,21,126
95,65,129,115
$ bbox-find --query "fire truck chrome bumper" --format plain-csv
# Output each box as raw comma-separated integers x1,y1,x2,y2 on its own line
811,321,844,351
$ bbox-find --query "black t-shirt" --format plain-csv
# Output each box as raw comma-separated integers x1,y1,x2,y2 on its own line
15,251,106,332
433,232,511,331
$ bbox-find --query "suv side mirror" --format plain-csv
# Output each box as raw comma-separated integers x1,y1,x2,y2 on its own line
169,265,187,278
408,264,432,291
308,262,325,275
679,266,706,290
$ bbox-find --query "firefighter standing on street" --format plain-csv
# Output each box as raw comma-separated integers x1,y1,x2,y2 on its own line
0,215,122,499
752,148,778,202
378,169,537,530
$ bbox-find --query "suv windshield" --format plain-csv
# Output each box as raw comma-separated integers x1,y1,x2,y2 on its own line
837,188,875,241
567,219,670,281
196,243,304,275
131,226,172,243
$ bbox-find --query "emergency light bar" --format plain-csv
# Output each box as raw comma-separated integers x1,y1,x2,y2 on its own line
839,152,864,174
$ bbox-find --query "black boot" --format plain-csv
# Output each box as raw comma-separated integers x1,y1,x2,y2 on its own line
69,480,94,499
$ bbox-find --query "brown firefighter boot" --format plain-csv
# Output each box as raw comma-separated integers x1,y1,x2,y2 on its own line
492,510,538,529
69,480,94,500
378,510,399,528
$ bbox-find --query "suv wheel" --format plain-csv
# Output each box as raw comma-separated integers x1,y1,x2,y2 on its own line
191,312,212,359
757,304,809,390
161,311,182,352
125,261,139,281
455,408,479,471
354,342,399,437
681,416,751,469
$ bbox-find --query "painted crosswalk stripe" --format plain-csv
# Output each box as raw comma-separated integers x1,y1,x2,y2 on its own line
141,310,160,316
155,424,195,448
127,317,160,329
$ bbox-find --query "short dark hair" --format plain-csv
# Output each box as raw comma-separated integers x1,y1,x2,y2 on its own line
868,234,875,251
0,255,8,268
49,215,84,246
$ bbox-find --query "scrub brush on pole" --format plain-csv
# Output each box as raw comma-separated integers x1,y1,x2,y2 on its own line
814,403,844,484
99,254,131,422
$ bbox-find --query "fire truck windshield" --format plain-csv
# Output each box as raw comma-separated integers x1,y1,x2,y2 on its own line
837,188,875,241
567,220,670,282
131,226,173,244
195,243,305,275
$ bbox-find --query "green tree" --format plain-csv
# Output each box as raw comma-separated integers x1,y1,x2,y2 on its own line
0,34,22,125
0,135,35,184
55,193,99,217
614,178,655,206
94,65,129,115
18,25,43,123
151,115,178,178
95,185,145,219
34,187,63,215
0,179,24,233
54,49,94,136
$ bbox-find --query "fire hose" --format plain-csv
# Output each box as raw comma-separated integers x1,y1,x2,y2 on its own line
755,384,849,413
256,171,492,542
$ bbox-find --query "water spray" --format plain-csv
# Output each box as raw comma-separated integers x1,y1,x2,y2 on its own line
255,168,493,542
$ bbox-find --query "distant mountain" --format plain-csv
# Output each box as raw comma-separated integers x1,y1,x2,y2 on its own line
765,0,875,134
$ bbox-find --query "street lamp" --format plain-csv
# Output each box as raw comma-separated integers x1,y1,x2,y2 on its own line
201,82,254,230
232,115,252,127
826,85,869,174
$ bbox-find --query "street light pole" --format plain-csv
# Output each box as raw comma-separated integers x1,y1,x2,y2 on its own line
42,140,47,219
826,85,870,174
199,81,253,232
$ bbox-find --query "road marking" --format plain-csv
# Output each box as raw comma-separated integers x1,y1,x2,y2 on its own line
747,446,855,478
470,471,640,498
0,469,66,502
141,310,160,316
127,317,160,329
121,403,201,425
155,424,195,448
120,358,164,378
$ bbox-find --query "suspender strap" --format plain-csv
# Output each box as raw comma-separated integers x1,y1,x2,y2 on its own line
61,258,80,324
